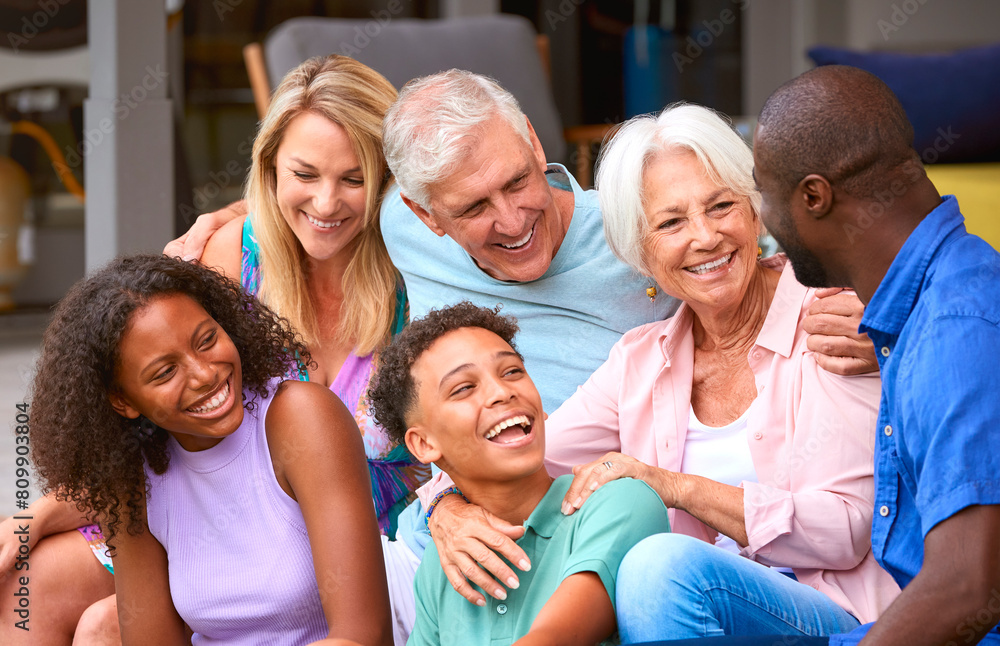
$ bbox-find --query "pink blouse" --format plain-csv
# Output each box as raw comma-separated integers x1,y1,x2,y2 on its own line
543,256,899,623
417,255,899,623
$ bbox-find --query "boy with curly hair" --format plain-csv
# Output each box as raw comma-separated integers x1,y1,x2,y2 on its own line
368,302,669,645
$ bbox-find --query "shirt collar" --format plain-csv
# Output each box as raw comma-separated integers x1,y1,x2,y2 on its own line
861,195,964,336
544,162,576,192
657,254,807,362
755,255,809,358
521,475,573,539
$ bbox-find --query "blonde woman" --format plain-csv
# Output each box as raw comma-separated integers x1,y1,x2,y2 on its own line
200,54,428,642
203,55,427,535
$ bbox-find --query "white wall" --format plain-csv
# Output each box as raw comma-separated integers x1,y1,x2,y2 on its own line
843,0,1000,52
743,0,1000,115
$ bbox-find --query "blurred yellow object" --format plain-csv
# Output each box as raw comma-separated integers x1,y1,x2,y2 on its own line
925,163,1000,250
10,120,85,202
0,156,30,311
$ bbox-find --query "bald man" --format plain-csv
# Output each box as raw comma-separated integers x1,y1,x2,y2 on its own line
752,66,1000,646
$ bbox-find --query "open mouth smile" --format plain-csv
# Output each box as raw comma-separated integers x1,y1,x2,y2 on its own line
685,251,734,275
305,213,344,229
484,414,533,444
187,377,232,415
498,224,535,250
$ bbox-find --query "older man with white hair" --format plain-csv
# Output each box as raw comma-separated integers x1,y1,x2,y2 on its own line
379,69,676,413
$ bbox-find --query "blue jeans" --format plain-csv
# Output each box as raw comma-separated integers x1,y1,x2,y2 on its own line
616,534,861,643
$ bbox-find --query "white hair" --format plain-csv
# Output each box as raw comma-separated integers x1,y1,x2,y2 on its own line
382,69,531,209
596,103,760,276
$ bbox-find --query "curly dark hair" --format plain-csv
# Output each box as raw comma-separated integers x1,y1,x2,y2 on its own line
368,301,520,447
29,254,310,545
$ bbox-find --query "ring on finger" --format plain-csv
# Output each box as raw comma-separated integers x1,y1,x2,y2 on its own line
602,461,614,471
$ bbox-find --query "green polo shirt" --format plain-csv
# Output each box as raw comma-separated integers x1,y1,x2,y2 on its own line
408,475,670,646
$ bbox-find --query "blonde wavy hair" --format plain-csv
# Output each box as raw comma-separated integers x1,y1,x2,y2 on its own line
246,55,398,353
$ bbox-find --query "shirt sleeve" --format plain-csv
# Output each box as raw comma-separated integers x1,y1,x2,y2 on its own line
415,470,458,511
544,332,632,476
741,354,881,569
903,315,1000,536
560,478,670,612
829,622,874,646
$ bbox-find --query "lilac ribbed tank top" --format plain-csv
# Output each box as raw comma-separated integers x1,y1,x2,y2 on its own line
145,383,328,645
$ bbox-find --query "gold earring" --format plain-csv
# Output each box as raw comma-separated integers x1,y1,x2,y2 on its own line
646,285,657,302
757,246,763,259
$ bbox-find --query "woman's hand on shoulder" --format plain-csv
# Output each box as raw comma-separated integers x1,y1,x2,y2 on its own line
266,380,393,646
562,452,681,515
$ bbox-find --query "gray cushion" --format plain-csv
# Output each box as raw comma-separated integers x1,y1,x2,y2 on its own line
265,15,565,160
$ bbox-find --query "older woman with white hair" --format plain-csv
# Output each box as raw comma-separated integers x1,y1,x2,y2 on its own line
545,103,900,642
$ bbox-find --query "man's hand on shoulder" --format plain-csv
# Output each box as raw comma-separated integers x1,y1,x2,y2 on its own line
163,200,247,262
428,494,528,607
804,287,878,376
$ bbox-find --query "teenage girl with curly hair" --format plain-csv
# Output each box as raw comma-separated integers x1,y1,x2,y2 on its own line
25,254,391,646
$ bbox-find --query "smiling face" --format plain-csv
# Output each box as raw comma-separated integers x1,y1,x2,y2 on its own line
110,293,244,452
641,148,760,314
274,111,367,267
405,327,545,489
404,116,568,283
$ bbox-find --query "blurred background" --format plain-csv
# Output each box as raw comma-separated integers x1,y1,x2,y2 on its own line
0,0,998,512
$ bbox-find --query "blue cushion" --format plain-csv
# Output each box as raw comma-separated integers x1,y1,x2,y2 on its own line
808,43,1000,163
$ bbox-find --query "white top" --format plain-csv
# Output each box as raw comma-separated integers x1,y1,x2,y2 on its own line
682,404,792,574
682,405,756,557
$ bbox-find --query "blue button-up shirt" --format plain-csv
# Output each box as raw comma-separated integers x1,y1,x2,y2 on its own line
833,196,1000,645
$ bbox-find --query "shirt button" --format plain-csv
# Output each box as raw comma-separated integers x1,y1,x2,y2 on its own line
496,604,508,615
879,505,890,517
880,346,890,357
753,431,763,440
884,425,893,437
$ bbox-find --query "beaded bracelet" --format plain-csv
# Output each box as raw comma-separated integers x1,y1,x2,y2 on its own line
425,486,468,527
